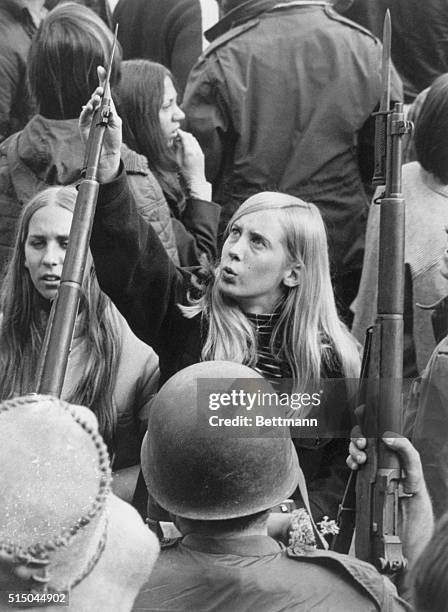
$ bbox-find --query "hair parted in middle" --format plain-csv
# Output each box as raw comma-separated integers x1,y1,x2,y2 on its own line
114,59,183,204
28,1,122,120
182,191,360,391
0,186,122,448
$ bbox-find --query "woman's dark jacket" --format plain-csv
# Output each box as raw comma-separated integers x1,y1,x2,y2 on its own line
91,167,352,522
163,182,221,268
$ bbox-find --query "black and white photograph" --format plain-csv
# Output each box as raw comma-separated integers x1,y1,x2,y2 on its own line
0,0,446,610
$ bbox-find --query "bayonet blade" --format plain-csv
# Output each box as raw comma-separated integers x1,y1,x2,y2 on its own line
372,10,392,186
103,24,118,101
379,10,391,114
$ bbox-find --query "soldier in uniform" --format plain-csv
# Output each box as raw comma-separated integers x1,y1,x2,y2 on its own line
133,361,430,611
182,0,403,322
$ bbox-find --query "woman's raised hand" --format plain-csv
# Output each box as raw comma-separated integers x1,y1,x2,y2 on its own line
174,129,211,201
79,66,122,183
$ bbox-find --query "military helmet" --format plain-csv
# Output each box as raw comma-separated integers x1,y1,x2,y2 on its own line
141,361,302,520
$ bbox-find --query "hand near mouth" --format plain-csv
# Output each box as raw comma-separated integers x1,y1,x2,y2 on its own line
173,129,211,201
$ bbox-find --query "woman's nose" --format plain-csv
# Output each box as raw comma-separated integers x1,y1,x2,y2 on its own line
174,104,186,122
42,244,63,266
228,239,244,261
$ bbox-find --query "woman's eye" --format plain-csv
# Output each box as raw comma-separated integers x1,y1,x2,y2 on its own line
230,227,240,237
251,236,265,248
30,240,44,249
60,240,69,249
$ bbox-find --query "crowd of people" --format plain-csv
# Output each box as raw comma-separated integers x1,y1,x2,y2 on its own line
1,0,448,610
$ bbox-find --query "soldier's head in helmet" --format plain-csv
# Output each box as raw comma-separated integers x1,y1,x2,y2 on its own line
141,361,305,536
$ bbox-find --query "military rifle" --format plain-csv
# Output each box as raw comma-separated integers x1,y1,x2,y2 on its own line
35,26,118,395
333,11,412,575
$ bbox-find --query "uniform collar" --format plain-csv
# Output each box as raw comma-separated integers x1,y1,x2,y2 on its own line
206,0,279,42
180,533,282,556
206,0,328,42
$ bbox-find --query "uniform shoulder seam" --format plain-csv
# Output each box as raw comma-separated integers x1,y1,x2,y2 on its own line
324,6,378,42
202,18,260,58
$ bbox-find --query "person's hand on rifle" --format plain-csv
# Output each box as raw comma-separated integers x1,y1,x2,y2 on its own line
347,427,434,595
79,66,122,183
346,429,424,496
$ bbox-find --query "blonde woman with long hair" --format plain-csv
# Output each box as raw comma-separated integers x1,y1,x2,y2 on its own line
0,185,159,504
83,84,361,523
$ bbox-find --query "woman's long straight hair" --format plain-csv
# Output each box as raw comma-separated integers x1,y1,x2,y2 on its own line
0,186,121,447
114,59,184,205
182,192,360,391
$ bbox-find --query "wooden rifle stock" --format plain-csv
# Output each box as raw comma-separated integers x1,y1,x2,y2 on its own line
35,27,118,395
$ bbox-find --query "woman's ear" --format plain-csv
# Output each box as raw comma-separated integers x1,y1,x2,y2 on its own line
282,263,301,288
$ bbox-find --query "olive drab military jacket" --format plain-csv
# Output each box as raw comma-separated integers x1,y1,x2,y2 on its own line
183,0,403,274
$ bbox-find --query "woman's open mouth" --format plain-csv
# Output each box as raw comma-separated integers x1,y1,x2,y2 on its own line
41,274,60,284
221,266,237,282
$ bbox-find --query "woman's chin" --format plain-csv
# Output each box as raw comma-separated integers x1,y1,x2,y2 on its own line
37,288,58,302
218,283,245,309
217,277,234,294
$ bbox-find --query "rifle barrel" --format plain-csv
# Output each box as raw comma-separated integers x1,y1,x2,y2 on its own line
35,29,118,395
